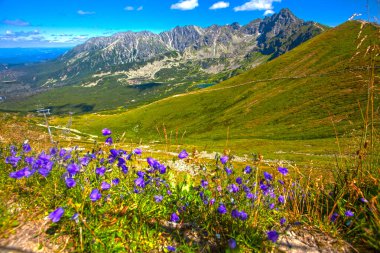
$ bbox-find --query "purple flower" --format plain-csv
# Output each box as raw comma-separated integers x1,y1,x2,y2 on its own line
110,149,119,158
9,167,29,179
345,210,354,217
178,150,188,159
102,128,112,136
236,177,243,185
134,177,145,188
65,178,76,188
112,178,120,185
147,157,156,167
170,213,180,223
246,192,254,199
38,168,51,177
201,179,208,188
159,164,167,174
105,137,113,145
117,158,126,166
24,156,34,165
154,195,163,203
267,230,279,243
225,167,232,175
269,203,275,209
71,213,79,222
95,166,106,176
5,156,21,168
48,207,64,223
278,195,285,204
63,154,71,161
22,143,31,153
24,168,32,178
120,164,128,174
228,238,237,249
101,181,111,190
67,163,80,175
239,211,248,221
38,152,51,162
220,156,228,164
50,147,57,156
167,190,172,195
231,209,240,219
264,172,273,181
80,156,90,166
280,217,286,225
330,212,339,222
360,197,368,203
210,198,215,205
217,204,227,214
278,167,288,175
167,246,176,252
59,149,66,158
227,184,239,193
10,145,17,156
278,180,285,185
244,166,252,174
217,185,222,192
89,189,102,202
133,148,142,155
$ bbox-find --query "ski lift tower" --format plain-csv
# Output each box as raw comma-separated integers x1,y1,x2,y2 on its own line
62,112,74,136
37,108,54,143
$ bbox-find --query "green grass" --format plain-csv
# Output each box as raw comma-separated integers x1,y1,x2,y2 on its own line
0,81,198,114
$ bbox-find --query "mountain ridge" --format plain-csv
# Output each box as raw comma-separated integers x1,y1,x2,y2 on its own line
0,8,326,104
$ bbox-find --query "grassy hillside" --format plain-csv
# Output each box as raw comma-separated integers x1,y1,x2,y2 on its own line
52,21,379,147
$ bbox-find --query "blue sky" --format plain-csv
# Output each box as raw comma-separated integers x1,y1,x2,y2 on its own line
0,0,378,47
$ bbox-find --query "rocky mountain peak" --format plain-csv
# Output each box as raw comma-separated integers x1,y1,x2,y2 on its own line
258,8,323,57
9,8,325,89
229,22,241,30
275,8,298,22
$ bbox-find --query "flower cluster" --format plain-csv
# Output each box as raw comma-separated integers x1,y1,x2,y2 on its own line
4,128,366,251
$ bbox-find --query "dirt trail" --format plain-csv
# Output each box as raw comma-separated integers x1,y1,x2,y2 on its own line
0,219,68,253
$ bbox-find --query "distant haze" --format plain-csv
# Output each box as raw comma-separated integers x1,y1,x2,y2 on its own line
0,48,71,64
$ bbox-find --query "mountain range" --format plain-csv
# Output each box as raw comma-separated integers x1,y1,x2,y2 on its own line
51,21,379,143
0,8,326,111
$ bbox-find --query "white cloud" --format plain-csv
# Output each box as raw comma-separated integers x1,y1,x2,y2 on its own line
2,19,30,26
234,0,281,12
348,13,362,21
77,10,95,15
125,6,143,11
210,1,230,10
171,0,199,11
5,30,12,35
263,9,274,15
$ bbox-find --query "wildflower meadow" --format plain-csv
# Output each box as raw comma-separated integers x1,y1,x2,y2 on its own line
1,127,379,252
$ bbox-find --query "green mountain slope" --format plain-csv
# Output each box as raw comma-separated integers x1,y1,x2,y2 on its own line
54,21,379,142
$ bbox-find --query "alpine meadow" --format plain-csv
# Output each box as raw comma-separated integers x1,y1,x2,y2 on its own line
0,1,379,253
